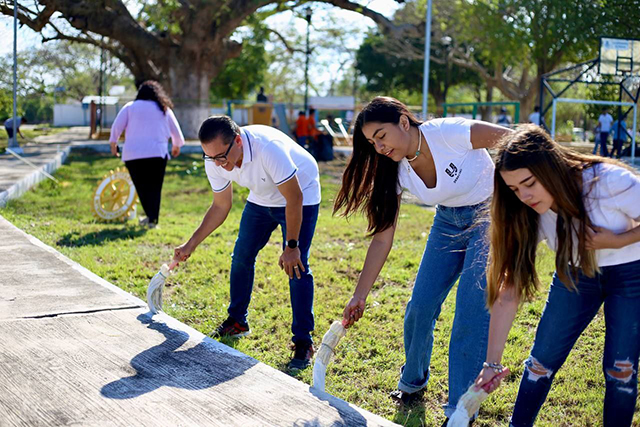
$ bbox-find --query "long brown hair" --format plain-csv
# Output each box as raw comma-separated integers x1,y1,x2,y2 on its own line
333,97,423,234
486,124,632,306
135,80,173,114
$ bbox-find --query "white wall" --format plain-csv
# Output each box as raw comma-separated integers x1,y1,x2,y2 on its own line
53,104,120,127
53,105,85,127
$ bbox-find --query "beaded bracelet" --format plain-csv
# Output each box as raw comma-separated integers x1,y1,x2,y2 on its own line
483,361,504,373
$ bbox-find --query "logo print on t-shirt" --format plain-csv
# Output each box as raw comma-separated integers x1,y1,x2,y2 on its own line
445,163,458,178
261,177,266,182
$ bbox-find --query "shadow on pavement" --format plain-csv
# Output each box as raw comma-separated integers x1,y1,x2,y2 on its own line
101,314,258,399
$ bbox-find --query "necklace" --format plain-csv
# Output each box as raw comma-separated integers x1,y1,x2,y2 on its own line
407,130,422,162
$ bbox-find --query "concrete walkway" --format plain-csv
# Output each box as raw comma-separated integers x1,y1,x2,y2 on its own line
0,144,70,207
0,216,396,426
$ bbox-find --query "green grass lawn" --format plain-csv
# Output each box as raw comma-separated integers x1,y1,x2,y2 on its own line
1,151,629,427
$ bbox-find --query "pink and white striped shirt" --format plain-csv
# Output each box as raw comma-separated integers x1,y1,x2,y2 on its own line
109,100,185,162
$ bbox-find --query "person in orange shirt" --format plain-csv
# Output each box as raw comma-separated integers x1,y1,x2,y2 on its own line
307,108,320,157
294,111,309,148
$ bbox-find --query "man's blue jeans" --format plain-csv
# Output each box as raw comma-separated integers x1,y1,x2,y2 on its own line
511,259,640,427
399,204,490,417
228,201,319,344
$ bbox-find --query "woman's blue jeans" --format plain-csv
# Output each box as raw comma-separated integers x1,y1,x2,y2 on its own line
511,259,640,427
399,204,490,417
227,201,319,344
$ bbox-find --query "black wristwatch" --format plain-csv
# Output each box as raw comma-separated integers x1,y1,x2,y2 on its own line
287,239,299,249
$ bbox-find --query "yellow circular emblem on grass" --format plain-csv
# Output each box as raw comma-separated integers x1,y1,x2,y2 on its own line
91,168,138,221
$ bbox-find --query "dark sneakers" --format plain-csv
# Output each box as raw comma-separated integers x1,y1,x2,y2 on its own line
287,340,314,370
212,316,251,338
389,389,424,406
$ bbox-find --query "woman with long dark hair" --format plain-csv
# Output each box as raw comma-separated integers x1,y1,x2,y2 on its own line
475,125,640,426
334,96,510,422
109,80,185,227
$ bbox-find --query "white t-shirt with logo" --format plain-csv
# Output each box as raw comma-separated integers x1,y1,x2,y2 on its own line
204,125,321,207
598,113,614,132
397,117,494,207
538,163,640,267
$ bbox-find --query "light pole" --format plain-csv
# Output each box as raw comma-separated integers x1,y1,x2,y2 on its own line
99,37,105,131
422,0,433,119
303,7,312,112
441,36,452,101
10,0,22,153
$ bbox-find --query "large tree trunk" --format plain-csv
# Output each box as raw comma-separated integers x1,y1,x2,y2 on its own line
166,64,213,140
518,76,540,123
480,84,493,122
430,83,446,114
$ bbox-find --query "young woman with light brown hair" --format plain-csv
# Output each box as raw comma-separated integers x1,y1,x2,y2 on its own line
475,124,640,427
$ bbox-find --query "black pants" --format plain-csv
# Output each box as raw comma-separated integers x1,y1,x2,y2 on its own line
599,132,610,157
612,138,625,158
125,156,168,224
5,127,13,139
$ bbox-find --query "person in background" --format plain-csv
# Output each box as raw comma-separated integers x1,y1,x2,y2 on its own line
4,116,27,145
592,131,602,157
294,111,310,149
594,107,614,157
324,114,339,134
256,86,268,103
307,108,320,158
174,116,321,370
475,125,640,427
109,80,184,227
496,107,512,127
345,110,354,130
528,106,541,126
611,117,628,159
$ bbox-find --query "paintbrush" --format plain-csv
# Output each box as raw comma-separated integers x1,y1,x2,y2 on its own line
146,260,179,314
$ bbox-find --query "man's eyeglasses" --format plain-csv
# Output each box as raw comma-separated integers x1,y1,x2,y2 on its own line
203,140,234,163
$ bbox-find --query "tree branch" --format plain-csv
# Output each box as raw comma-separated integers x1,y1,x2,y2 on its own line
0,2,56,32
266,28,305,54
448,48,525,100
40,23,142,80
37,0,165,58
318,0,409,37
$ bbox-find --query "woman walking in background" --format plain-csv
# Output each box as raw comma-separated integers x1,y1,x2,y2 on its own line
475,125,640,427
334,96,511,424
109,80,185,227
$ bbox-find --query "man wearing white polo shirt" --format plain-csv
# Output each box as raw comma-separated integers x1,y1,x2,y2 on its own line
174,116,321,370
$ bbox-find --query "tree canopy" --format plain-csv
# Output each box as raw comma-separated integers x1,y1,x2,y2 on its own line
363,0,640,118
0,41,134,122
0,0,405,135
